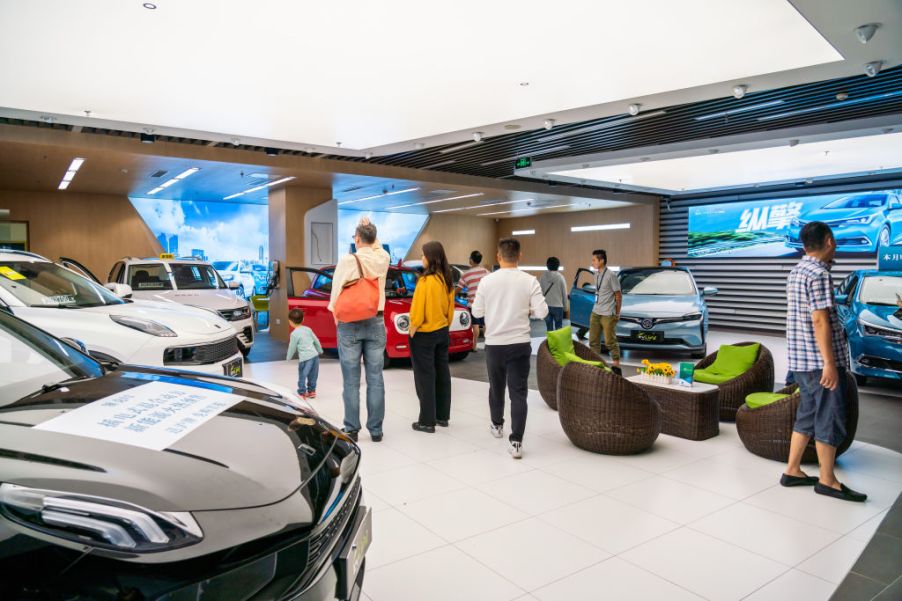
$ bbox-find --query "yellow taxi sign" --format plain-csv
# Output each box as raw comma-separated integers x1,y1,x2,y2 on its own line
159,253,175,259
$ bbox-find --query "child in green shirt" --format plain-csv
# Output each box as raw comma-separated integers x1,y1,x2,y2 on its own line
286,308,323,399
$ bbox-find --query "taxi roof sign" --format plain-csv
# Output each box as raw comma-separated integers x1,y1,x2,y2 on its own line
878,245,902,271
159,253,175,259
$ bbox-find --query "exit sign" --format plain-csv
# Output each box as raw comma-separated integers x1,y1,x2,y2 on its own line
515,157,532,169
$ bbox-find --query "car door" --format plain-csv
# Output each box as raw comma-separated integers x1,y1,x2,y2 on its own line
286,266,337,349
835,273,859,336
569,268,596,330
59,256,102,284
888,194,902,245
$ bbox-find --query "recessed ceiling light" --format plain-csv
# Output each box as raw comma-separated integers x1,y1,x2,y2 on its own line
732,84,748,99
628,103,641,116
223,176,296,200
147,166,201,195
519,82,530,87
337,187,420,206
387,192,483,210
143,2,157,9
537,111,666,143
68,158,85,171
414,142,425,149
434,199,533,213
56,157,85,191
478,203,570,216
58,181,70,190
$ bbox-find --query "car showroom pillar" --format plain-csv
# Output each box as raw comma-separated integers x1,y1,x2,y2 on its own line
268,185,333,342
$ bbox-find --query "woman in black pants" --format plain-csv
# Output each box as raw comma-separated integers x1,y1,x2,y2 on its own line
409,241,455,433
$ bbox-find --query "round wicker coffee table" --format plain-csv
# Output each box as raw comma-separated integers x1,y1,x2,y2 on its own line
626,376,720,441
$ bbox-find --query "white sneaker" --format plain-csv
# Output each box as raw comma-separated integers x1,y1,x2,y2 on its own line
508,440,523,459
489,424,503,438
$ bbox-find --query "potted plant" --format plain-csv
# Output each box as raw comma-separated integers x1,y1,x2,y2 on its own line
638,360,676,385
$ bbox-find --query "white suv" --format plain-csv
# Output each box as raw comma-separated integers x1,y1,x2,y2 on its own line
0,251,243,376
105,256,255,356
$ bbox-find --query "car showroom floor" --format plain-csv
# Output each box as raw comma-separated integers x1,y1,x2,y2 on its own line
244,330,902,601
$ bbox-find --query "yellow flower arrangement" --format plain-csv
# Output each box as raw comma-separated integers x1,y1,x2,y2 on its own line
638,359,676,377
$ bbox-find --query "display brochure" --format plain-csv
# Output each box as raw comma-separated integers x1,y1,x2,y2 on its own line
678,362,695,387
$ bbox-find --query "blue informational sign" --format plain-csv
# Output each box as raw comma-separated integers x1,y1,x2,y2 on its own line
688,188,902,258
338,210,428,264
879,245,902,271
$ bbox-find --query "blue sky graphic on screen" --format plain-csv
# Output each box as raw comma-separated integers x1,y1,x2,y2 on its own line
130,198,269,265
688,188,902,258
337,210,428,263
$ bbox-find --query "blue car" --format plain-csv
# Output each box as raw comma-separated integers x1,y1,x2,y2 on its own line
836,269,902,386
569,266,717,358
787,190,902,252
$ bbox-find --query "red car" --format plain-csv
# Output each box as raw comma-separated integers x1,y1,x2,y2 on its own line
286,265,476,361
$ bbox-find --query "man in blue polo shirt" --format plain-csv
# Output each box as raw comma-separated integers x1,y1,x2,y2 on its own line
782,221,866,502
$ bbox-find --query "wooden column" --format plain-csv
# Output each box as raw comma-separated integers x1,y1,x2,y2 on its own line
268,185,332,342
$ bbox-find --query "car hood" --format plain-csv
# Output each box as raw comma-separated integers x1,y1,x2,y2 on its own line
134,290,246,312
97,300,233,336
802,207,875,222
857,305,902,330
621,295,701,317
0,367,339,512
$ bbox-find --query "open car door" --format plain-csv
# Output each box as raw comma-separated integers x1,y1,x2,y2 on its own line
59,256,102,285
569,267,597,336
286,266,337,349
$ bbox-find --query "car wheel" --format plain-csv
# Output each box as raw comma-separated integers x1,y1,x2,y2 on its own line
854,373,868,387
450,351,469,362
575,327,588,340
878,225,890,249
383,352,393,368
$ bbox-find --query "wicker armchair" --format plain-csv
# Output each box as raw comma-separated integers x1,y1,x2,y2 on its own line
736,371,859,463
536,340,606,411
695,342,775,421
557,362,661,455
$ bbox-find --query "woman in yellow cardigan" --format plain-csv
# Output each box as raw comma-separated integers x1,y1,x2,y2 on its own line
410,241,456,433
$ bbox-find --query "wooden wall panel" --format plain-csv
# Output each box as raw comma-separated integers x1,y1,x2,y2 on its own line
404,214,498,267
0,189,163,278
497,204,659,275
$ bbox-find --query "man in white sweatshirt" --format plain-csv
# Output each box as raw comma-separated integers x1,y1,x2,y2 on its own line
471,238,549,459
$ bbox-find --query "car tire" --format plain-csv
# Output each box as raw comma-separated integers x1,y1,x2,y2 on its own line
383,352,393,368
878,225,891,249
854,373,868,387
450,351,469,362
575,327,588,340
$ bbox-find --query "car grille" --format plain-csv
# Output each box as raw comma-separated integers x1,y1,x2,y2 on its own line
164,336,238,365
307,478,361,571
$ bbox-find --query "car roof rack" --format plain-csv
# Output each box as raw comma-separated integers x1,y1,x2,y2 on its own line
0,249,48,260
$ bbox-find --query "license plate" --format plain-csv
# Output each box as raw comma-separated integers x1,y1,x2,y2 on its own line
632,330,663,343
223,358,243,377
338,506,372,599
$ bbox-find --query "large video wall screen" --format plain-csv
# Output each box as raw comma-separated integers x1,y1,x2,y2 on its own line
688,188,902,258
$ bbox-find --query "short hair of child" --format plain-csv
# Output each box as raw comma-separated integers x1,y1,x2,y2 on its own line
288,308,304,324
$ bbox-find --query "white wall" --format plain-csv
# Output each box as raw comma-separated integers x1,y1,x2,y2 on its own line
304,199,338,267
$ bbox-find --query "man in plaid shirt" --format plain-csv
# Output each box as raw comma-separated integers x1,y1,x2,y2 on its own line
782,221,866,502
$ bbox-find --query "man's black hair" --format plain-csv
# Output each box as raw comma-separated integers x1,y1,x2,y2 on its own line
498,238,520,262
800,221,833,252
546,256,560,271
470,250,483,265
592,249,607,264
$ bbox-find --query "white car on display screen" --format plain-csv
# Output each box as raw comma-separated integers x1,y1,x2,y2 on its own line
0,251,244,377
102,256,255,357
211,260,257,300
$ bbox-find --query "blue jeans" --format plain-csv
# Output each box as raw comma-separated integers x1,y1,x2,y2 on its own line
792,368,847,447
297,356,319,394
545,306,565,332
337,316,386,435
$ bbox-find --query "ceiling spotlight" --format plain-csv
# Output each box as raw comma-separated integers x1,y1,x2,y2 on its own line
472,132,484,143
230,137,240,146
264,147,279,156
864,61,883,78
40,115,56,123
364,152,373,159
628,103,641,116
789,139,799,147
139,132,155,144
732,85,747,99
143,2,157,9
855,23,879,44
543,119,555,130
835,91,849,101
414,142,425,150
519,82,530,87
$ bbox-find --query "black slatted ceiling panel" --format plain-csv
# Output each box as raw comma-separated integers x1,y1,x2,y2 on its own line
660,179,902,333
353,66,902,180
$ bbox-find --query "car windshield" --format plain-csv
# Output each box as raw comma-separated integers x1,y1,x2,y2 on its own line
0,261,124,308
822,194,887,209
170,264,224,290
0,310,103,406
309,268,418,298
858,275,902,306
212,261,236,271
127,264,173,290
620,269,697,296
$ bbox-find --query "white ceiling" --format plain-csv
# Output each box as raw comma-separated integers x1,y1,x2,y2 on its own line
0,0,840,151
549,131,902,193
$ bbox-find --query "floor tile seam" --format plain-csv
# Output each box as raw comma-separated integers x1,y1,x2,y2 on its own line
598,485,739,525
443,538,542,598
506,556,619,597
654,468,776,502
736,565,832,601
614,450,714,476
612,552,717,601
848,569,895,588
741,493,894,537
393,490,535,540
689,496,852,539
368,481,472,510
868,573,902,600
682,522,839,570
364,540,454,574
534,509,686,557
469,485,602,525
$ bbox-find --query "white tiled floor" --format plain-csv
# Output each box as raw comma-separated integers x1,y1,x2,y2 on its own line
245,359,901,601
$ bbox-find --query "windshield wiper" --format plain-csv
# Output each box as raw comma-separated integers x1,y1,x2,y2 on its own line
36,376,93,395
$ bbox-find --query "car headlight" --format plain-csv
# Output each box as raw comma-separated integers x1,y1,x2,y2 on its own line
110,314,177,337
836,215,874,226
791,218,801,227
394,313,410,333
221,273,234,281
459,311,470,327
216,306,251,321
859,319,902,342
0,483,202,553
682,313,703,321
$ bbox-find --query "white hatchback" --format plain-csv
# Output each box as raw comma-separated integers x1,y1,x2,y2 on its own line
0,251,244,377
102,256,255,357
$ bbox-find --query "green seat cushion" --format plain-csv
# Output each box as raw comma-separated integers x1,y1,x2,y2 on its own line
546,326,576,366
561,351,611,372
745,392,789,410
704,343,761,379
693,368,736,385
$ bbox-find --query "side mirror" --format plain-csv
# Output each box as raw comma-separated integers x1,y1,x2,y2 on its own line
105,283,133,298
835,293,848,305
703,287,719,296
227,281,240,290
61,337,88,353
